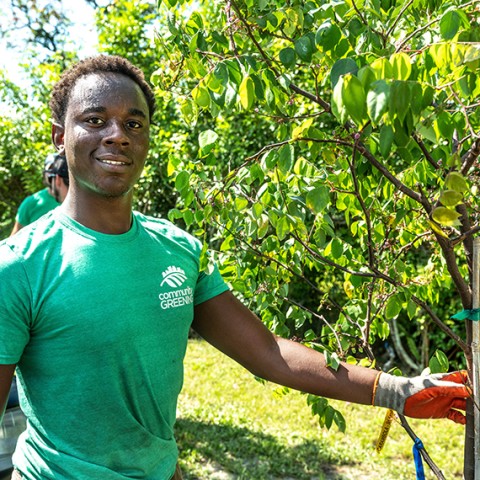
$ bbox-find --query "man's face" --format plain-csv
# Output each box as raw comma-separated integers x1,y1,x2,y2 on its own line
54,72,150,199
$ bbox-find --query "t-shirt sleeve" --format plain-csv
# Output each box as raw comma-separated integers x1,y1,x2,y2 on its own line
194,261,229,306
16,196,34,226
0,244,31,364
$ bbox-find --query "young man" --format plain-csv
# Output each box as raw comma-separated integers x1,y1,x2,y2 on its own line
9,154,61,236
0,55,469,480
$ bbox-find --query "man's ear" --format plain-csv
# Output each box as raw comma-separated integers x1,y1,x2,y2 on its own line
52,123,66,155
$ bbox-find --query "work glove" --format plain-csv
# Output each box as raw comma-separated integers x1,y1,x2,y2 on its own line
373,370,470,425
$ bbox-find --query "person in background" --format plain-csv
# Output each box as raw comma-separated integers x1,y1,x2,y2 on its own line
9,154,62,236
46,155,69,204
0,55,470,480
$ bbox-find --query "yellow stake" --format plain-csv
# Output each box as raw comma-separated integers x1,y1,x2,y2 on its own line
375,409,396,453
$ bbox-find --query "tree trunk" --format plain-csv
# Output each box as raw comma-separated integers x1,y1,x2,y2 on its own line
464,237,480,479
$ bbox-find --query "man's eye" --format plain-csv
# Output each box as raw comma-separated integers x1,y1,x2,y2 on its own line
86,117,104,125
127,120,142,129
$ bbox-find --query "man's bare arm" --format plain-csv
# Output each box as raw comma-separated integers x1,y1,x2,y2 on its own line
192,291,377,405
0,364,16,418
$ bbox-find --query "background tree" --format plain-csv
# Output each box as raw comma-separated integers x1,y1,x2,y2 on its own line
151,0,480,476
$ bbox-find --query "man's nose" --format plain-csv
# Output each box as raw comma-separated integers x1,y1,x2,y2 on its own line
103,120,129,145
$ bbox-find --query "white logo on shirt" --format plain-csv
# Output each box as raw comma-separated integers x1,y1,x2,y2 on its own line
158,266,193,310
160,266,187,287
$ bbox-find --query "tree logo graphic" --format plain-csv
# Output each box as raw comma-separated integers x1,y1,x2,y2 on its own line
160,266,187,288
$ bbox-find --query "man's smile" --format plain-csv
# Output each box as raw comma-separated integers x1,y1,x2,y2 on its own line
96,154,131,167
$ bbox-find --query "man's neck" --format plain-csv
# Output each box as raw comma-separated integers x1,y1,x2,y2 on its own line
61,193,134,235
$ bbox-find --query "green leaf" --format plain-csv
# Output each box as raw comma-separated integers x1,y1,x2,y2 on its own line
389,81,411,124
333,410,346,433
257,214,270,238
175,171,190,192
324,350,340,370
199,129,218,152
279,48,296,69
306,186,330,214
341,74,366,125
440,10,461,40
385,295,402,319
262,150,278,170
294,35,314,62
390,53,412,80
445,172,468,193
330,58,358,89
407,299,417,319
429,350,449,373
316,22,341,52
357,66,377,90
330,238,343,259
370,57,392,79
379,124,394,157
331,77,348,124
366,80,389,124
192,85,210,107
439,190,463,207
234,197,249,211
431,207,462,227
239,76,255,110
178,97,198,126
276,215,290,240
278,144,294,174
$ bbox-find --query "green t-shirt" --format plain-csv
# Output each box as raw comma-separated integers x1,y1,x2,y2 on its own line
0,209,229,479
15,188,59,226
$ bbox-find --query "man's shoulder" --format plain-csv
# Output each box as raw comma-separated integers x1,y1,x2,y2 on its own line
135,212,187,234
4,212,60,258
134,212,201,247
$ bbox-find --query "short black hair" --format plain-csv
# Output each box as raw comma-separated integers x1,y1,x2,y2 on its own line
50,155,69,186
49,55,156,125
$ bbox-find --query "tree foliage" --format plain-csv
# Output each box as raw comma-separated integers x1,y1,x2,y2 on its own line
151,0,480,468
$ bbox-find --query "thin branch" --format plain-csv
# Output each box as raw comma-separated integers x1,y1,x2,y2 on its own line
452,224,480,246
289,83,331,111
396,0,478,51
412,133,440,170
386,0,414,38
348,142,375,267
229,0,331,111
412,295,469,352
225,1,240,56
287,298,344,355
354,142,426,207
195,49,225,60
290,232,380,279
461,136,480,175
229,0,276,72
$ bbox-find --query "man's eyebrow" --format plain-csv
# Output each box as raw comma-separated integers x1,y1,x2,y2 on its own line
80,106,147,119
128,108,147,119
81,106,106,115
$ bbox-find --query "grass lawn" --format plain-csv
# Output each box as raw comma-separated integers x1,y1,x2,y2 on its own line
176,339,465,479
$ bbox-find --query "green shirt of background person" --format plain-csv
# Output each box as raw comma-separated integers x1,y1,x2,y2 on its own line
0,55,470,480
9,154,69,236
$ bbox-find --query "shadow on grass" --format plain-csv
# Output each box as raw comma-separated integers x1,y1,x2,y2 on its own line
175,417,358,480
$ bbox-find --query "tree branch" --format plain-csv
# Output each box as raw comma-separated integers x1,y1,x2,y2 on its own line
461,136,480,175
354,142,426,207
412,295,469,352
229,0,331,111
412,133,440,170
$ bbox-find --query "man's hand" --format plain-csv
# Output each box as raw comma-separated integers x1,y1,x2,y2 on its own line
373,370,470,425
